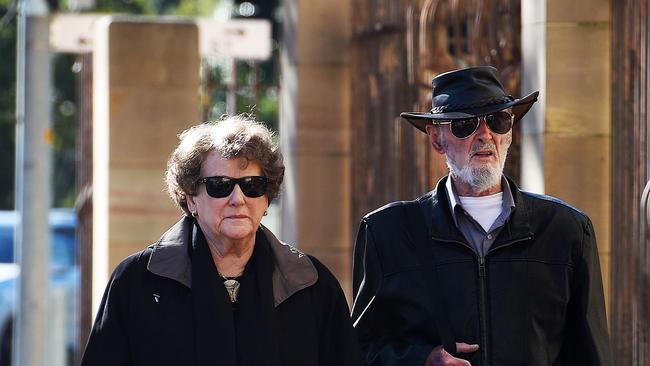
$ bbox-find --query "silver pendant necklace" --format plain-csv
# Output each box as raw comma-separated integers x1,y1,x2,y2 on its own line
219,271,243,303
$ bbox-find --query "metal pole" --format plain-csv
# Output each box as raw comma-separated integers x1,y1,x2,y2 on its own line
14,0,51,362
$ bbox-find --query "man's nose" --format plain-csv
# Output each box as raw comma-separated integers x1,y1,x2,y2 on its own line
475,118,492,139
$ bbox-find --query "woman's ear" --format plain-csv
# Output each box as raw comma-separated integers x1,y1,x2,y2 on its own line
425,124,446,154
186,194,197,212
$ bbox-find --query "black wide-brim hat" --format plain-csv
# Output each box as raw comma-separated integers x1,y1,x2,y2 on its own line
401,66,539,133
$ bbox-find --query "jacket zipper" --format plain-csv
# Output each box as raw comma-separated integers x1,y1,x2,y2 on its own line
478,256,489,366
432,235,533,366
486,236,534,257
481,236,533,366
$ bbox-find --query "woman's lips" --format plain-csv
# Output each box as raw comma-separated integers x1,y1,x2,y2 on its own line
227,215,248,219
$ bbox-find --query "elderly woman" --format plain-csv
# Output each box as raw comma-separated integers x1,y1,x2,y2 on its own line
81,116,360,366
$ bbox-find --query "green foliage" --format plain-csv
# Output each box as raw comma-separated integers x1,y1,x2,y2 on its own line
169,0,216,17
0,0,17,209
200,55,280,132
92,0,156,14
0,0,281,209
257,87,277,131
51,54,78,208
0,5,79,209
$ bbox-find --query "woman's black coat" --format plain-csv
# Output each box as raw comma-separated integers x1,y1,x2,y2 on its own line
81,217,360,366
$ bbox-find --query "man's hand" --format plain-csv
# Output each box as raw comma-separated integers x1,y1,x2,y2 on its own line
424,343,479,366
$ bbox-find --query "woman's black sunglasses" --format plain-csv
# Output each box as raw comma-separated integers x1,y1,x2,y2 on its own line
195,176,269,198
433,111,514,139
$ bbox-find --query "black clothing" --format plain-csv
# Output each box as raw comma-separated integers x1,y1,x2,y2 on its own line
352,176,612,366
190,224,281,366
81,217,360,366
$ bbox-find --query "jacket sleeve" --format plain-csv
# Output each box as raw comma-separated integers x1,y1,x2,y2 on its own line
564,218,613,365
307,257,361,366
80,260,132,366
352,218,432,366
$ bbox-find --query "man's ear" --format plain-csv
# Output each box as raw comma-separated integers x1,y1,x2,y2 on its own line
425,124,446,154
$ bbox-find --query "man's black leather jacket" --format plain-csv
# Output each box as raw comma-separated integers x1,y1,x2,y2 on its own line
352,176,612,366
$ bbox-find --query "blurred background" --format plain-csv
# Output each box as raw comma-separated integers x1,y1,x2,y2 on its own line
0,0,649,365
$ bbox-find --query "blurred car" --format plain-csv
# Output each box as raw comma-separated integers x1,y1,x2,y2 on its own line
0,209,79,366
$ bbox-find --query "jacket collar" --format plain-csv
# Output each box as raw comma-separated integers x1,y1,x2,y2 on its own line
419,175,534,249
146,216,318,307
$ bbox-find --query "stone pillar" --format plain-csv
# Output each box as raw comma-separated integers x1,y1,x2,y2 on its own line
522,0,612,306
521,0,546,194
92,19,200,313
280,0,353,297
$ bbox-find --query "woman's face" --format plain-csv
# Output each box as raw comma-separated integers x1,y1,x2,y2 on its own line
187,151,269,246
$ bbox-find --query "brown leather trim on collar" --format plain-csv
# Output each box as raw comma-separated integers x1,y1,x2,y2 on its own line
147,216,193,288
146,217,318,307
262,225,318,307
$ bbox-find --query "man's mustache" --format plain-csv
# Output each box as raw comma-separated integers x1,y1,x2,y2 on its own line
470,142,497,156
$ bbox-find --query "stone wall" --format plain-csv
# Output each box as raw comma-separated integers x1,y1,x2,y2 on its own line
92,19,200,312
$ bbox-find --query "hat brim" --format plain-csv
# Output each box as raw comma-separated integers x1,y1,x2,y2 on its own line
401,91,540,133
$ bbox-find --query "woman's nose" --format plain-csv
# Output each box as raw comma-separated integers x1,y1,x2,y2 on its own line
228,184,246,205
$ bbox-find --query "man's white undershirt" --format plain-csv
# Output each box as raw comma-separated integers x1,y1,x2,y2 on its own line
458,192,504,232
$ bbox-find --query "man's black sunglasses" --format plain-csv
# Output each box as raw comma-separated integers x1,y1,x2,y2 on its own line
195,176,269,198
433,111,514,139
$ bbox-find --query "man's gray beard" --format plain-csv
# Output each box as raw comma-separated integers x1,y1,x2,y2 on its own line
446,146,507,194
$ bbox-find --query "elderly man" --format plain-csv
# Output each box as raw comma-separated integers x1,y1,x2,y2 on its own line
351,66,612,366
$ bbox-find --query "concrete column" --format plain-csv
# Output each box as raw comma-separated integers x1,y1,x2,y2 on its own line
280,0,353,297
14,8,52,366
92,19,200,314
545,0,611,304
521,0,546,194
521,0,612,305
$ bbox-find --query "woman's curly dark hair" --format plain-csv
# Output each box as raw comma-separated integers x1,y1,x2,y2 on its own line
165,115,284,216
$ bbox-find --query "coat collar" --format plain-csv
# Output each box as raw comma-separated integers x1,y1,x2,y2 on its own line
146,216,318,307
419,175,534,249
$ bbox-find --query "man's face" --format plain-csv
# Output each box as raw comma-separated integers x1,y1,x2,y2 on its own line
425,110,512,196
